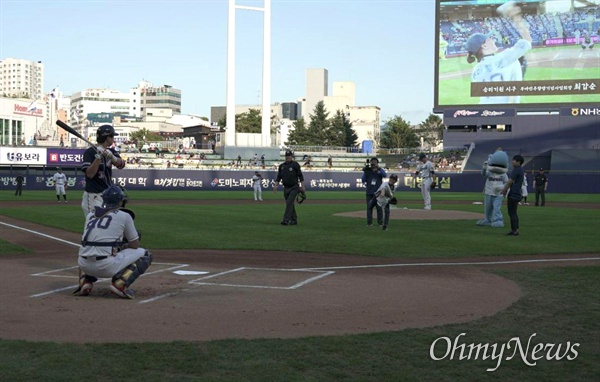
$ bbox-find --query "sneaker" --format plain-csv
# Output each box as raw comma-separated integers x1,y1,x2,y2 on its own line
424,207,431,210
280,221,289,226
58,200,61,203
289,221,298,225
79,282,93,296
518,202,522,205
367,223,373,227
259,199,263,201
506,231,520,236
65,200,68,203
524,202,529,205
382,226,388,231
110,284,135,299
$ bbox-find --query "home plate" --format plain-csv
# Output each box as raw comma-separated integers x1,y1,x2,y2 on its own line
173,270,210,276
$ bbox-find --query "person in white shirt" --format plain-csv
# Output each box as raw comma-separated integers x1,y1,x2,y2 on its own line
252,171,263,201
52,167,68,203
368,174,398,231
415,153,435,210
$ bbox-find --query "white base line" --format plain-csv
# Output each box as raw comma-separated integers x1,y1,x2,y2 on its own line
1,222,81,247
29,263,189,298
293,257,600,271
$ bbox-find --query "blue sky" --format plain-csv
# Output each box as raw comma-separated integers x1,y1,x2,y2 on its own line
1,0,435,124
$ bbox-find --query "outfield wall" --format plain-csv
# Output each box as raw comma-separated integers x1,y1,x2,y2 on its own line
1,169,598,194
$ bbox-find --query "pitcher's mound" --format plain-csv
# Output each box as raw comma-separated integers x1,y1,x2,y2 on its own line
336,209,485,220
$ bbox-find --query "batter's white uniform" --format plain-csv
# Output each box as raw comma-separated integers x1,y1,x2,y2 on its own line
78,208,146,278
416,160,435,210
521,174,528,198
375,182,394,207
252,174,263,201
53,172,67,195
471,39,532,104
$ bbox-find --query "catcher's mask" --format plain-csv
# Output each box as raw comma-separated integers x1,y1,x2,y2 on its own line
296,190,307,204
102,185,125,208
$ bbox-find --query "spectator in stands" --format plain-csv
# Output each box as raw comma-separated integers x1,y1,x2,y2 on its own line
236,155,242,166
303,155,312,168
327,155,333,168
59,137,64,147
465,2,532,104
260,154,266,168
362,157,387,226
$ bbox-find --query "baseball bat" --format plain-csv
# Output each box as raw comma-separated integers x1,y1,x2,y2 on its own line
56,120,96,147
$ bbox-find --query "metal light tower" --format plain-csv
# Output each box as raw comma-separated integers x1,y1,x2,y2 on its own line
226,0,272,147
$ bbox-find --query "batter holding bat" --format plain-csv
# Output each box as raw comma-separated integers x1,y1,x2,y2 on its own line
81,124,126,216
465,1,532,104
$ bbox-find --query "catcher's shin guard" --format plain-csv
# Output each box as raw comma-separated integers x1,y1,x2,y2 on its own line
112,250,153,289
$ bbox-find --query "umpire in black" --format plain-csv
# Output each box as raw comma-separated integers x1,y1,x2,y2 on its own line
533,168,548,206
273,151,305,225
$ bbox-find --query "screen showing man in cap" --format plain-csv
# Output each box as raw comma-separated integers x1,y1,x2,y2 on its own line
465,1,532,104
273,151,304,225
53,167,68,203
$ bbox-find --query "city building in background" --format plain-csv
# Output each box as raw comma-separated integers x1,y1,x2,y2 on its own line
0,58,44,100
302,68,328,122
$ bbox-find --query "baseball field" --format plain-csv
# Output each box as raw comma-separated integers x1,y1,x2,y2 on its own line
439,45,600,105
0,190,599,381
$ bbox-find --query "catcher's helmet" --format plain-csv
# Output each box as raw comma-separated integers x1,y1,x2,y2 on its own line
96,124,118,143
101,185,124,208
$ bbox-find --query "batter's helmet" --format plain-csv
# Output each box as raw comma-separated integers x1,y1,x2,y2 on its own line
101,185,125,208
96,124,118,143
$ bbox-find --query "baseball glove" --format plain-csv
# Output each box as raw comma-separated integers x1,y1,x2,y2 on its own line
389,197,398,205
430,182,437,191
519,56,527,78
296,190,307,204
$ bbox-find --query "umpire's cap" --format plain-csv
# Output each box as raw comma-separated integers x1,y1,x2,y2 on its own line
418,153,427,160
285,150,293,157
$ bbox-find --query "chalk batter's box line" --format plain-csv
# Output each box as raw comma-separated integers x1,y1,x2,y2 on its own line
29,263,189,298
188,267,335,290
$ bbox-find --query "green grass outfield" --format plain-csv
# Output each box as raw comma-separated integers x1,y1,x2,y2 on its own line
0,190,599,381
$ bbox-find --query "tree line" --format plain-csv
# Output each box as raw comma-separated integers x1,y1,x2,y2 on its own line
218,100,445,149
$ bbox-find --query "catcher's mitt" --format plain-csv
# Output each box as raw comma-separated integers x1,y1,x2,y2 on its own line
389,197,398,205
430,182,437,191
296,190,307,204
519,56,527,78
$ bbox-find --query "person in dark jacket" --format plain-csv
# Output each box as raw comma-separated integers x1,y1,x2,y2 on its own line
15,173,24,196
361,157,387,226
273,151,305,225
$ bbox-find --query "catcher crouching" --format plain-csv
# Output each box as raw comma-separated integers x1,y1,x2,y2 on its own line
74,185,153,299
